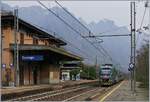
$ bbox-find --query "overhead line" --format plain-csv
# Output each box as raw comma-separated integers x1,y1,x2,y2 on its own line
38,0,121,65
55,0,90,33
16,8,94,61
55,1,123,64
139,7,147,29
98,25,130,35
37,0,108,58
55,0,103,43
83,34,131,38
136,1,148,48
54,0,115,63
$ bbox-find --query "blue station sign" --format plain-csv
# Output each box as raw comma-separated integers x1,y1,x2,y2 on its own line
22,55,44,61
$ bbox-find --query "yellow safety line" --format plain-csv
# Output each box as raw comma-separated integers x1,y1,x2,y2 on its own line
99,81,124,102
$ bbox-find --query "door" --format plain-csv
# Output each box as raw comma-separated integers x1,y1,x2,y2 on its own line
19,65,24,85
33,67,37,85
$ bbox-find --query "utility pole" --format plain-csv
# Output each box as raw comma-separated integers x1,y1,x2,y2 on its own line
130,2,136,94
130,1,133,92
133,2,136,94
14,9,19,86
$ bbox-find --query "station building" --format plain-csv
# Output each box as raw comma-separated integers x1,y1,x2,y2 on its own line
1,12,82,86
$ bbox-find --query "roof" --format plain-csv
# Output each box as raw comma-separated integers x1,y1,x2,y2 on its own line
60,61,82,69
9,44,82,61
1,12,67,46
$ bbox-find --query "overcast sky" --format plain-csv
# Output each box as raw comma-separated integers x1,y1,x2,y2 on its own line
2,1,149,28
2,1,149,71
2,1,149,49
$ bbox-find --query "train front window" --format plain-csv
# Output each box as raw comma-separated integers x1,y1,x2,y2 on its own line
100,68,111,77
102,68,110,70
101,69,111,74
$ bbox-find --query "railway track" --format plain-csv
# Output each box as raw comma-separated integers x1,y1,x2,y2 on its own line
8,81,122,101
63,87,105,101
6,81,99,101
63,81,123,101
8,85,89,101
34,86,93,101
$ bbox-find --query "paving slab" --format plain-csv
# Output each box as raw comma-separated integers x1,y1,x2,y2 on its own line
101,80,149,101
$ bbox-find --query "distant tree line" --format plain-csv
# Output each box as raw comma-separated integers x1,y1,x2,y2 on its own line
80,65,97,80
136,41,149,88
69,64,97,80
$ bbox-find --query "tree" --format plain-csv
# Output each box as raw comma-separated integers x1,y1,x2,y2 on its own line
70,69,80,80
80,65,97,80
136,42,149,88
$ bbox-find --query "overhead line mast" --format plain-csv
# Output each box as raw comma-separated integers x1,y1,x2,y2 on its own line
130,2,136,94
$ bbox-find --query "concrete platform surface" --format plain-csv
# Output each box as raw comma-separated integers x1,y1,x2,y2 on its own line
100,80,149,101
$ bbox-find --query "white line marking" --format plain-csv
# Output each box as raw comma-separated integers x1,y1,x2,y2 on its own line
99,81,124,102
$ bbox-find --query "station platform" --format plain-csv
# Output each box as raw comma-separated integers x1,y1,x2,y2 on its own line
1,80,97,100
99,80,149,101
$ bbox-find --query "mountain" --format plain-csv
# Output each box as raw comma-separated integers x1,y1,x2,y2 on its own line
88,20,131,71
1,3,132,72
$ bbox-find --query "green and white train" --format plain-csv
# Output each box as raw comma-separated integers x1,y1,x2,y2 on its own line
99,64,123,86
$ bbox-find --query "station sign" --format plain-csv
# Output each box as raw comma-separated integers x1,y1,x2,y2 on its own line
22,55,44,61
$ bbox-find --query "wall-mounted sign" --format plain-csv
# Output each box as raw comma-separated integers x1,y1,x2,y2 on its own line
22,55,44,61
2,64,6,68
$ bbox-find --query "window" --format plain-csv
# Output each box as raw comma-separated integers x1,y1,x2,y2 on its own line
33,38,38,45
45,41,49,46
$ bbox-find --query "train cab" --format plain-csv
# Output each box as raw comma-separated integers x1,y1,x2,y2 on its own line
99,64,113,86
